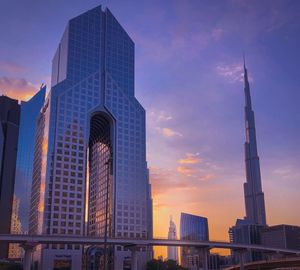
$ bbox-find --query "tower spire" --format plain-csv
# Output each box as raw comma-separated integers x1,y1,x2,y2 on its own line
243,54,252,109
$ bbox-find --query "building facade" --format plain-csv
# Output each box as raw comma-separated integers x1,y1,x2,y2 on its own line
167,217,178,262
229,219,264,263
29,6,152,270
13,86,46,237
262,225,300,250
180,213,209,269
8,86,46,259
0,96,20,259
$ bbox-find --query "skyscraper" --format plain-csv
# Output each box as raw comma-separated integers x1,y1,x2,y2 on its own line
8,86,46,259
167,216,178,262
180,213,209,269
13,86,46,235
243,60,267,225
229,60,267,264
29,6,152,270
0,96,20,259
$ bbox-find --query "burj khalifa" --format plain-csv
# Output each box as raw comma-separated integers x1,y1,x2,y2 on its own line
243,59,267,226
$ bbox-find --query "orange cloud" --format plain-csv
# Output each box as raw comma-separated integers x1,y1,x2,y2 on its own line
178,153,202,164
149,166,188,195
0,76,37,101
176,165,195,176
157,127,183,137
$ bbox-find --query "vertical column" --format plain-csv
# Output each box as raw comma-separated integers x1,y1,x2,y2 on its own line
198,247,209,270
237,249,247,270
127,245,138,270
239,251,244,270
20,242,37,270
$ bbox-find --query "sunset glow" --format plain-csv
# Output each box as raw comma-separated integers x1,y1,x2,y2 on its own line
1,0,299,262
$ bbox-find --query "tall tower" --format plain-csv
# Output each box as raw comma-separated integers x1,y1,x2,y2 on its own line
30,6,152,270
167,216,178,262
243,59,267,225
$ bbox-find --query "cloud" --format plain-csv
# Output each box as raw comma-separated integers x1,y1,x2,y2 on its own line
178,153,202,164
216,63,244,83
176,165,196,176
0,61,27,74
147,110,179,138
149,166,188,195
159,127,183,138
149,110,173,122
0,76,37,101
175,153,216,182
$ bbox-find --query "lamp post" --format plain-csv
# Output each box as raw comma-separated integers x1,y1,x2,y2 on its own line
104,155,112,270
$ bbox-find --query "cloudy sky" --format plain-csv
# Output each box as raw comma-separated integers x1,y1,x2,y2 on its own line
1,0,300,258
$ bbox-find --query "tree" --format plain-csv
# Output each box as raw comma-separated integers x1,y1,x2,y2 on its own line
147,259,187,270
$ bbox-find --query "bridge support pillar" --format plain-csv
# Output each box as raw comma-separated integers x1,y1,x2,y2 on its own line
127,245,138,270
20,242,37,270
237,250,247,270
198,247,209,270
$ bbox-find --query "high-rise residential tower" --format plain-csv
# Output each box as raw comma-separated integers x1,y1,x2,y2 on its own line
243,60,267,225
0,96,20,259
167,216,178,262
29,6,152,270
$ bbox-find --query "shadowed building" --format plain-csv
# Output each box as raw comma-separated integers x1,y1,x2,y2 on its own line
229,219,264,263
180,213,209,269
262,225,300,251
29,6,152,270
0,95,20,259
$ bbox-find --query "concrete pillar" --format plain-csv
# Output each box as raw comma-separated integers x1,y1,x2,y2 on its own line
201,248,209,270
20,242,36,270
197,247,209,270
239,251,245,270
131,247,138,270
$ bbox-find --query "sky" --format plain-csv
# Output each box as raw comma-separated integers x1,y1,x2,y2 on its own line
1,0,300,259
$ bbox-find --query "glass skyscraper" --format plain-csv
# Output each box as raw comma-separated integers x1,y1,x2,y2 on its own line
180,213,209,269
8,87,46,259
29,6,152,270
13,86,46,235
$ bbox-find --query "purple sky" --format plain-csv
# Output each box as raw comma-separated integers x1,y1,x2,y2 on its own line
1,0,299,256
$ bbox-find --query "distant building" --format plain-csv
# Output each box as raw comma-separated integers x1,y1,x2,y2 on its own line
180,213,209,269
229,219,264,263
167,216,178,262
262,225,300,250
0,95,20,259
